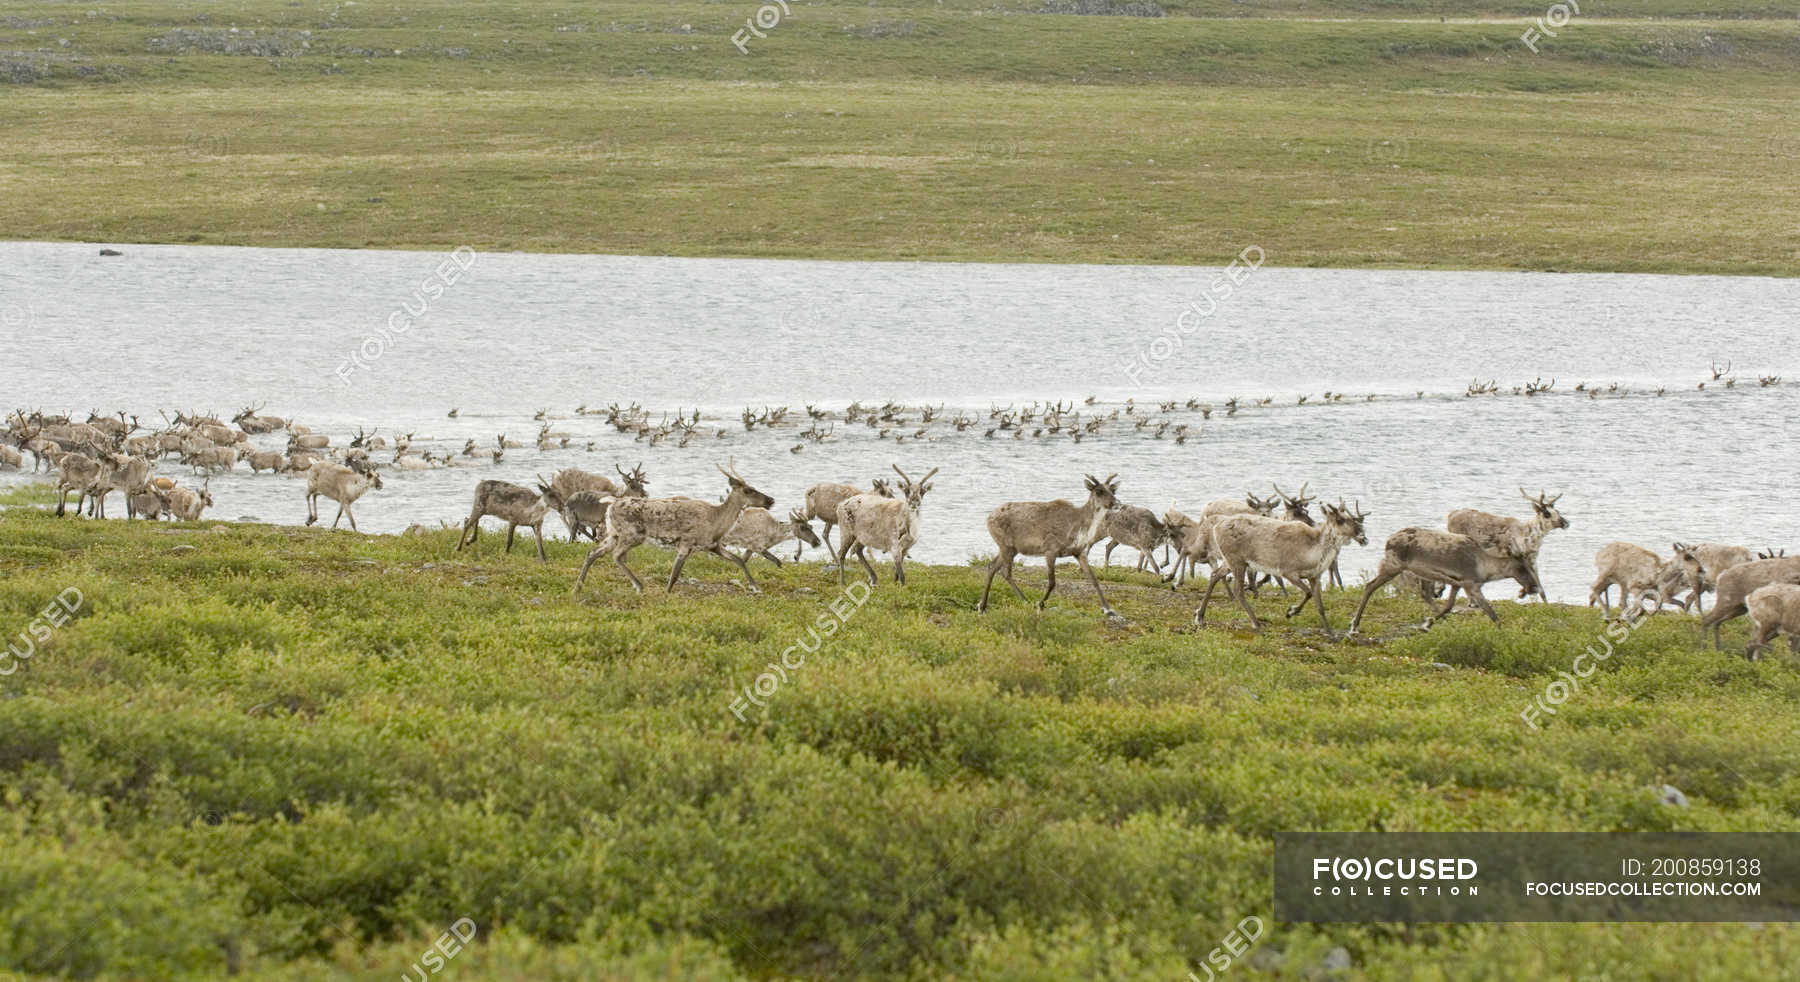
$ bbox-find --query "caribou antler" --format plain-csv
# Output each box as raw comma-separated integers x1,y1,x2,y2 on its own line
1273,481,1315,506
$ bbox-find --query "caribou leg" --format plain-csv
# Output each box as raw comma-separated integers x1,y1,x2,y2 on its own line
712,545,757,589
1286,579,1316,619
853,545,879,587
1347,564,1403,636
1464,582,1500,623
1195,567,1228,625
666,546,694,591
1230,567,1263,630
1311,576,1334,639
999,552,1026,601
1076,553,1118,619
979,548,1014,612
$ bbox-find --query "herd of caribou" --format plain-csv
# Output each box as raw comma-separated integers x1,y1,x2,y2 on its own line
5,408,1798,658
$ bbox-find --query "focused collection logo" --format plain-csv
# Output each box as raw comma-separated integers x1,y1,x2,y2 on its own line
1311,856,1481,896
1278,833,1791,922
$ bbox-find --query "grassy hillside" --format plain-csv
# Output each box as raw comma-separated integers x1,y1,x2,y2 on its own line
2,500,1798,980
0,0,1796,272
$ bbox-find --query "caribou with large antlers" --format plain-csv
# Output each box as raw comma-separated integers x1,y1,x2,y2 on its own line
233,404,286,434
1445,489,1568,602
573,459,773,594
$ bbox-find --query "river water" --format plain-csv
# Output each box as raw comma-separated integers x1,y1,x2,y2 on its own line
3,241,1796,601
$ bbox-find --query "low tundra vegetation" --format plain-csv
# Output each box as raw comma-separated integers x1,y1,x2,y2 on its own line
1,507,1797,979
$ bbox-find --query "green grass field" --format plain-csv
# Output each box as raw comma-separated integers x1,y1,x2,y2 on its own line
2,499,1799,979
1,0,1797,272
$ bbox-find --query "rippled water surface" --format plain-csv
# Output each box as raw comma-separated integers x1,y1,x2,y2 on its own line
4,241,1798,602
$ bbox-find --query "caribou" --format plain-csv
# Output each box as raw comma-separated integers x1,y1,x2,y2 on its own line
1746,584,1800,660
573,459,773,594
1195,499,1368,640
160,480,214,522
724,508,822,568
1699,556,1800,652
1098,503,1171,576
545,465,648,541
304,463,383,531
1669,542,1754,614
456,480,552,561
798,477,894,560
1588,543,1697,620
1446,489,1569,602
979,474,1122,619
1273,483,1343,589
1349,526,1539,634
834,465,937,586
